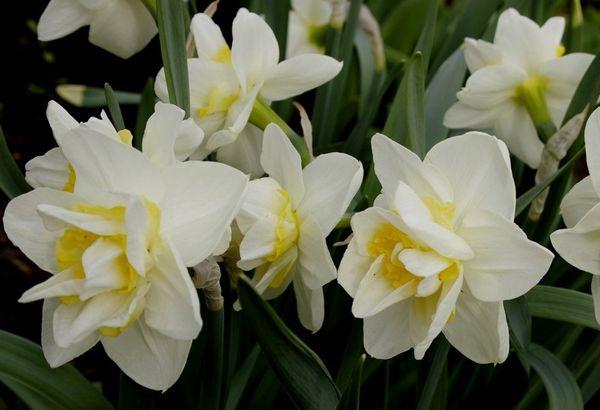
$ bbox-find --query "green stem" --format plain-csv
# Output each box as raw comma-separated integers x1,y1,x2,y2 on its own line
249,99,311,167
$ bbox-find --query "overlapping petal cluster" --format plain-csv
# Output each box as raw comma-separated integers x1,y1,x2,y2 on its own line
444,8,593,168
339,133,553,363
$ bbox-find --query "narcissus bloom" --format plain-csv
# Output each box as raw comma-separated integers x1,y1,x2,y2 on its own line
4,127,247,390
155,8,342,176
444,8,593,169
551,107,600,324
287,0,332,57
338,133,553,363
26,101,204,190
38,0,157,59
236,124,362,331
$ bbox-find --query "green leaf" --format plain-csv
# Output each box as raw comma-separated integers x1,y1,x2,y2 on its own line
505,296,532,374
313,0,362,146
383,52,425,157
157,0,190,116
237,275,340,409
416,339,450,410
57,84,141,108
104,83,126,131
335,322,364,393
424,48,467,150
515,147,585,217
430,0,502,75
381,0,430,55
199,308,225,410
225,346,261,410
523,344,583,410
413,0,439,71
525,285,600,331
0,126,30,199
134,78,156,150
0,330,113,410
262,0,289,57
337,354,365,410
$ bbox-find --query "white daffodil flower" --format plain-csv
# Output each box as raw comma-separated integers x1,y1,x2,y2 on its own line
38,0,157,59
236,124,362,331
4,126,247,391
551,107,600,324
287,0,332,57
444,8,593,169
155,8,342,177
338,133,553,363
26,100,204,191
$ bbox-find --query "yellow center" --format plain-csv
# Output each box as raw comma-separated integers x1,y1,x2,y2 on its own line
368,197,459,291
556,44,565,57
54,200,161,337
267,189,300,288
196,83,239,119
514,76,551,125
211,45,232,63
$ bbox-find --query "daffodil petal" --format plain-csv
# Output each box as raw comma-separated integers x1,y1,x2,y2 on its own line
363,300,413,359
293,277,324,332
560,176,598,228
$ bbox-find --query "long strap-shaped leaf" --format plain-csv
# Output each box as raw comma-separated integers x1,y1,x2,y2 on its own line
237,275,340,409
525,285,600,331
518,344,583,410
0,330,113,409
157,0,190,116
0,126,30,199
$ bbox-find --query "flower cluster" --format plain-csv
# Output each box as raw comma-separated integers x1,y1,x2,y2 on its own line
5,1,598,395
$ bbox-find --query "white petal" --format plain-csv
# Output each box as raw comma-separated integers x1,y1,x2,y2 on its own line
41,299,99,367
124,197,153,276
363,300,413,359
551,203,600,276
297,217,336,288
393,182,474,260
88,0,157,59
443,292,509,364
463,38,502,73
216,125,264,178
190,13,228,61
297,152,363,235
102,320,192,391
80,238,130,299
3,188,80,273
541,16,565,48
494,8,556,70
352,256,417,318
25,148,70,190
252,247,298,296
560,176,599,228
443,101,498,129
412,271,463,360
585,107,600,195
37,203,123,235
541,53,594,99
160,161,248,267
293,277,324,332
61,129,165,205
592,276,600,324
459,209,553,302
144,240,202,340
174,119,205,161
37,0,92,41
231,8,279,92
494,104,543,169
261,124,305,206
261,54,342,101
46,101,78,145
238,214,278,270
458,64,526,108
350,207,409,258
142,102,202,168
291,0,332,25
425,131,516,221
337,239,373,298
236,177,282,234
19,267,83,303
397,249,452,278
371,133,452,201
